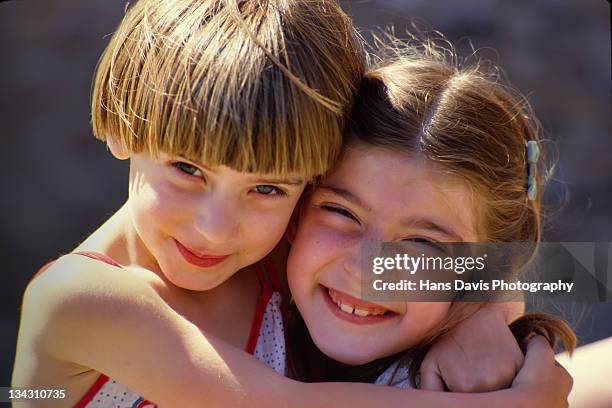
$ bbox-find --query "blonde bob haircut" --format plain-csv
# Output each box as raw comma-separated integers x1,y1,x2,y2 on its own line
92,0,365,179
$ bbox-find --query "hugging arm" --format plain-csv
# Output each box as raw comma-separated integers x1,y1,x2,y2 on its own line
307,336,570,408
421,300,526,392
16,256,564,408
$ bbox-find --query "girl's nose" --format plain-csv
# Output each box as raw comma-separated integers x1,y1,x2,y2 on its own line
194,194,239,244
342,241,363,281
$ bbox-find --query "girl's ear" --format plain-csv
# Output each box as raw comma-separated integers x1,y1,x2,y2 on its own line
106,136,130,160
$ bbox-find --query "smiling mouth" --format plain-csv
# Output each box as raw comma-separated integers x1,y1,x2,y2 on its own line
174,239,230,268
322,286,397,320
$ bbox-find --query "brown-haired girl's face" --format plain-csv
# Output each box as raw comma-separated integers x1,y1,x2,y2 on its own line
287,143,479,365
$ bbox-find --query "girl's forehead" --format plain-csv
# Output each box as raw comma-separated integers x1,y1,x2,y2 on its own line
319,147,479,240
327,146,446,189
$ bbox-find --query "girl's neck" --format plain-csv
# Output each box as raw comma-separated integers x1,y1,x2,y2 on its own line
74,201,159,272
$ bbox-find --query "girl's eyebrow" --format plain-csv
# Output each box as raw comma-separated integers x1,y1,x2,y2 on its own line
317,184,371,211
173,155,217,172
252,177,304,186
175,156,303,185
398,217,464,242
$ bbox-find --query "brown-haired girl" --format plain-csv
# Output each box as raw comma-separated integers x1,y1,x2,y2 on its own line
286,39,576,407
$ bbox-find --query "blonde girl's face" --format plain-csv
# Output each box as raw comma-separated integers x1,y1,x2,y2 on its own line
128,151,306,291
287,144,479,365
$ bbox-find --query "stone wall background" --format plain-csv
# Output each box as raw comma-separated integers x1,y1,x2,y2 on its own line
1,0,610,384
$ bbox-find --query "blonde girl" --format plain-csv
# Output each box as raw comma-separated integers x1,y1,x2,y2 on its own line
13,0,364,406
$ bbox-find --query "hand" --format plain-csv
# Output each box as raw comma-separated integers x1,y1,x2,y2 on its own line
511,336,572,408
420,305,524,392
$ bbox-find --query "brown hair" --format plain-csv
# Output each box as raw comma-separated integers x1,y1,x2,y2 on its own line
91,0,365,179
287,37,576,385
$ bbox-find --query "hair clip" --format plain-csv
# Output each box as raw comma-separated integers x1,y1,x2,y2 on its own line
526,140,540,200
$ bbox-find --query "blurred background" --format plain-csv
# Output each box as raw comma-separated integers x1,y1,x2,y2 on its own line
0,0,610,385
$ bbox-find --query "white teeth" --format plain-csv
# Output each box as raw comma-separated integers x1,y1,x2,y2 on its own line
354,308,369,317
328,288,387,317
340,303,354,314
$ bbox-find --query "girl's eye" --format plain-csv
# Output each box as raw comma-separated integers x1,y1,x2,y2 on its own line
173,162,202,177
402,237,447,253
321,205,359,223
253,185,286,196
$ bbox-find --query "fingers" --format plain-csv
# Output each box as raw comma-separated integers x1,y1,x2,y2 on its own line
511,337,574,407
554,360,574,395
527,337,574,399
513,335,556,387
555,363,573,408
421,334,523,392
523,335,555,369
420,360,446,391
511,339,525,370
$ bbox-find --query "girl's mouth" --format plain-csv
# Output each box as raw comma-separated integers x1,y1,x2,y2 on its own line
320,285,398,324
174,239,230,268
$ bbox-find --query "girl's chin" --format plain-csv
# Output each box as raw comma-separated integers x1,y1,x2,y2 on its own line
317,340,384,366
308,323,390,366
162,266,230,291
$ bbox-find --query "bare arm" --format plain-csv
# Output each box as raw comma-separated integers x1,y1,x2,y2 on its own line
14,255,561,408
421,299,525,392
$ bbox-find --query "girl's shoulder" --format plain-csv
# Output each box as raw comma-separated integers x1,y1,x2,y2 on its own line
26,252,154,305
14,254,200,405
21,253,166,361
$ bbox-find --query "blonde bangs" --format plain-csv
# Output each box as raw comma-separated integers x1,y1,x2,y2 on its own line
91,0,365,179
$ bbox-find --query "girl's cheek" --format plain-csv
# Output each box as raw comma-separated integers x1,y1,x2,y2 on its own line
402,303,450,336
294,218,353,271
288,221,327,275
310,213,359,247
245,204,294,235
138,180,194,224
